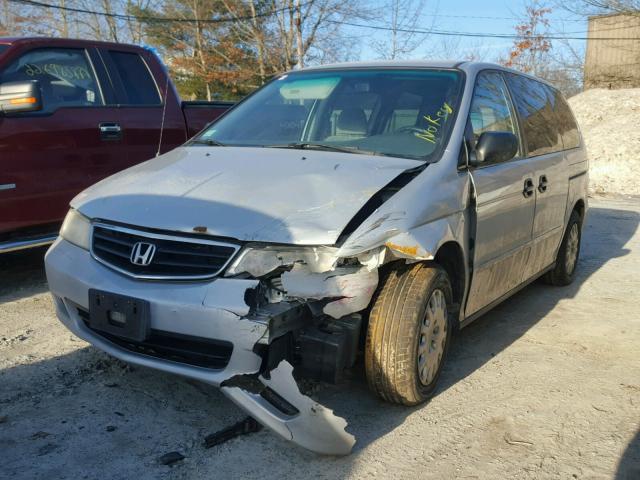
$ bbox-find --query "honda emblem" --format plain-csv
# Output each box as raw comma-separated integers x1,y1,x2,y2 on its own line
130,242,156,266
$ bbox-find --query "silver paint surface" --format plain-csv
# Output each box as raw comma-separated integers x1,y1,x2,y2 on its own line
71,146,419,245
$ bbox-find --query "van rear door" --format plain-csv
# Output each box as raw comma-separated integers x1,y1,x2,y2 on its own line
503,74,570,279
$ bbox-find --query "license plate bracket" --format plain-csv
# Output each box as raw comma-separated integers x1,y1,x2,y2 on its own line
88,289,150,342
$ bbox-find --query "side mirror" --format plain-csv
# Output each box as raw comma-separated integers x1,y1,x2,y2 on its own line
0,80,42,114
471,131,518,166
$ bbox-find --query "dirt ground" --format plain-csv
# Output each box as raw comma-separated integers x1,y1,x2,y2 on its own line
1,196,639,480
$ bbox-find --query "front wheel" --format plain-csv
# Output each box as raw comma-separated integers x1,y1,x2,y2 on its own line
365,262,453,406
544,210,583,286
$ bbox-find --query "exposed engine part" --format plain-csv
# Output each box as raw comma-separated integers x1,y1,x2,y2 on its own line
297,314,362,384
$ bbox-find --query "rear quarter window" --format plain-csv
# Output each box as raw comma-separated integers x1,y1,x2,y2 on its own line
546,86,580,150
505,73,563,157
109,51,161,105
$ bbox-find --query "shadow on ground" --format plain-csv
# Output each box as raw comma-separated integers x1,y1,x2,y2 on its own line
0,245,49,302
617,427,640,480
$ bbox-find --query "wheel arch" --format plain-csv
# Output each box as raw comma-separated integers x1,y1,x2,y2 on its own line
434,240,466,316
573,198,586,222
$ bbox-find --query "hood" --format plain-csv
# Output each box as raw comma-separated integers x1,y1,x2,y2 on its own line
72,146,420,245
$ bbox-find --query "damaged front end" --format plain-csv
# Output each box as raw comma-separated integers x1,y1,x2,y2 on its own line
216,244,385,455
45,233,404,455
215,224,442,454
45,145,445,456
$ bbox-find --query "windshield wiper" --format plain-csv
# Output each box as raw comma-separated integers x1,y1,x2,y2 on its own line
265,142,380,156
190,138,226,146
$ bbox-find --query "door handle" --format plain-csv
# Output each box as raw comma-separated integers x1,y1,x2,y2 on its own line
538,174,548,193
99,122,122,141
523,178,535,198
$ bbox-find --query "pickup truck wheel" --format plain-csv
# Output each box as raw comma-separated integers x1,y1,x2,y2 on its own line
543,210,582,286
365,262,453,406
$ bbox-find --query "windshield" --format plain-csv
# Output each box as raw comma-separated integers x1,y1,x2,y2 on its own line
0,45,9,56
194,68,464,160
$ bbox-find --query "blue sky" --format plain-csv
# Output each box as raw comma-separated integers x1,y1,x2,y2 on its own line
351,0,587,62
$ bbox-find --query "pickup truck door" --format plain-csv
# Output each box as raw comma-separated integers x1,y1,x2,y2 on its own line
0,46,125,235
503,74,570,279
98,48,186,163
464,71,536,317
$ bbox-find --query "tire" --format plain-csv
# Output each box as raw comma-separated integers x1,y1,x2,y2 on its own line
365,262,454,406
543,210,582,286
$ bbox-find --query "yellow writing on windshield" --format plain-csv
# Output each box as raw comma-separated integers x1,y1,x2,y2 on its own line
414,102,453,144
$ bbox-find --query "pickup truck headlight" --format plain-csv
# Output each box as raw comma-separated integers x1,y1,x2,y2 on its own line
60,209,91,250
225,245,338,278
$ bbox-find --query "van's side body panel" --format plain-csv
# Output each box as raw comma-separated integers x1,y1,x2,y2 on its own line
463,65,586,318
464,160,536,315
524,150,569,279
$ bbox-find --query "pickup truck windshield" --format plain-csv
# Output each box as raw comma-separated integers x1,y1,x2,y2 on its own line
195,69,463,160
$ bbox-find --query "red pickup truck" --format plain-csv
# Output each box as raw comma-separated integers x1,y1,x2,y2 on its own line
0,37,233,253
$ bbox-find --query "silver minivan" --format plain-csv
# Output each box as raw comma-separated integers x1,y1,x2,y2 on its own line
45,61,588,455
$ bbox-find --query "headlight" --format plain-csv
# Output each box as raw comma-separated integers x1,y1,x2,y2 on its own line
60,209,91,250
225,245,338,278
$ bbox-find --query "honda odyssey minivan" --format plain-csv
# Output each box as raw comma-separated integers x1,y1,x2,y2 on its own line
45,61,588,455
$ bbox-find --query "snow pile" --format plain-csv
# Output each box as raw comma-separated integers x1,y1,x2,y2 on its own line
568,88,640,196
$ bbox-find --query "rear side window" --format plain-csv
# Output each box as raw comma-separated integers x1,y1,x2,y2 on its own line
0,48,103,112
505,73,562,157
546,86,580,150
109,51,160,105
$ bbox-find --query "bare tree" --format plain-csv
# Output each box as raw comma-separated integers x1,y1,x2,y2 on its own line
554,0,639,92
125,0,158,44
220,0,366,79
431,36,494,61
219,0,273,84
559,0,640,15
501,0,583,95
371,0,432,59
270,0,366,69
0,0,14,35
1,0,367,99
502,0,553,76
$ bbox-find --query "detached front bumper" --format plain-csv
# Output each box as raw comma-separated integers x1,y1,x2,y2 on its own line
44,238,355,455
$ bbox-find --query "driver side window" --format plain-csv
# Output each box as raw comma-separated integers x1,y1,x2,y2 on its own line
0,48,103,113
469,71,520,158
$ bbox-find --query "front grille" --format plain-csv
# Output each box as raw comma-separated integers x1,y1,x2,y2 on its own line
78,308,233,369
91,224,239,280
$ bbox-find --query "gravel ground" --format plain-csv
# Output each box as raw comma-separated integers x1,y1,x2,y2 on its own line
1,196,639,480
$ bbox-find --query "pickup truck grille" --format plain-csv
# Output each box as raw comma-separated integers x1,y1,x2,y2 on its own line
91,224,239,280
